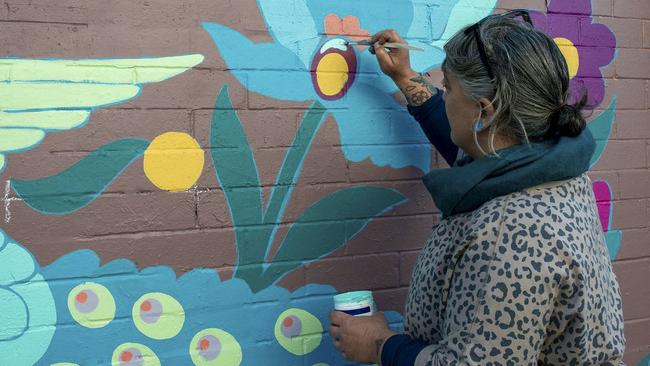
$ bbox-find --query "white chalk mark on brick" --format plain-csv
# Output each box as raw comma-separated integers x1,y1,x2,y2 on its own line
2,180,21,224
4,180,11,223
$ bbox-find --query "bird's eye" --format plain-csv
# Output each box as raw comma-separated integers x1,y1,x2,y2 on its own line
112,343,160,366
274,308,323,355
310,38,357,101
189,328,243,366
68,282,115,328
133,292,185,340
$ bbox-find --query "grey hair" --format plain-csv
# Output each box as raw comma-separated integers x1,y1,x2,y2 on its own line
442,14,588,155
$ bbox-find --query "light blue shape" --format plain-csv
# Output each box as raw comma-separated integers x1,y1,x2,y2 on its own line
202,22,317,102
0,288,28,341
338,82,432,171
0,242,37,286
0,230,56,366
305,0,414,36
430,0,498,50
9,274,57,365
356,50,403,95
407,43,447,81
257,0,320,68
588,97,617,168
406,1,456,77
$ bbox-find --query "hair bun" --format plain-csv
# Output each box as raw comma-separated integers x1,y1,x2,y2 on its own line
551,94,588,137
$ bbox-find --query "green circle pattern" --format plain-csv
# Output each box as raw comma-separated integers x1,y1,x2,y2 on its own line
189,328,243,366
111,343,160,366
132,292,185,340
67,282,115,329
274,308,323,356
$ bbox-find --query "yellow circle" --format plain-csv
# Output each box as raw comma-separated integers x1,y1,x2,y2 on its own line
144,132,204,191
316,53,349,96
554,37,579,79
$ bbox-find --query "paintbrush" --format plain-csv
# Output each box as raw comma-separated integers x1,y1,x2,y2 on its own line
344,39,425,52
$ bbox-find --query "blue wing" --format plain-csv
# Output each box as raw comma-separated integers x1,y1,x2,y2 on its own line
202,22,318,102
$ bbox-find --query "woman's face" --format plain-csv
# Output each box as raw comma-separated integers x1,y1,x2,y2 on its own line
441,70,483,154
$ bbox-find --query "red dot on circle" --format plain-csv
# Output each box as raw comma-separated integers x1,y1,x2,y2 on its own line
141,300,152,312
120,351,133,362
76,291,88,304
283,317,294,327
199,338,210,351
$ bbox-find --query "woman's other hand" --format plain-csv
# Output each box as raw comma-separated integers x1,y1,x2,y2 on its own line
370,29,419,83
329,310,397,364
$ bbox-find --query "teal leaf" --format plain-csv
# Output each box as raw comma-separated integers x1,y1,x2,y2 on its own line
210,85,263,225
605,230,623,261
210,86,269,278
588,97,617,168
11,138,148,214
262,102,326,257
258,186,407,289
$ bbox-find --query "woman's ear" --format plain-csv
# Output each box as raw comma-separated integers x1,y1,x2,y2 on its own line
478,97,495,119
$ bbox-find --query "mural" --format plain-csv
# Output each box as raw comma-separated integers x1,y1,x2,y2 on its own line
202,0,498,172
0,230,55,366
2,228,403,365
2,86,407,365
209,87,407,291
0,0,626,365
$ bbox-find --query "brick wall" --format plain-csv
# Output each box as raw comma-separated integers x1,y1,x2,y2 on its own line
0,0,648,365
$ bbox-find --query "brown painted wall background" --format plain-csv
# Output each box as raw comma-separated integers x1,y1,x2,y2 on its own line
0,0,648,365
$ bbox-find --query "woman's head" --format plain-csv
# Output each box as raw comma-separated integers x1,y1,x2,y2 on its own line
441,10,587,157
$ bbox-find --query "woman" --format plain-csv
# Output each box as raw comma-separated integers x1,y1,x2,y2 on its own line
329,10,626,366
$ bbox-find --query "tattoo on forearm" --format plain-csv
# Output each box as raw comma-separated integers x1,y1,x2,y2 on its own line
411,73,438,95
399,72,438,107
410,90,431,105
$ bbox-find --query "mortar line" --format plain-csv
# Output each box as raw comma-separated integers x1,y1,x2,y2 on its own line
0,19,88,26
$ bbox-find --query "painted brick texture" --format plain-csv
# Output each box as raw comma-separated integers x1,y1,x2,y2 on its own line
0,0,648,365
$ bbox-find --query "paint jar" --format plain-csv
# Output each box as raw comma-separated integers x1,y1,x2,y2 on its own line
334,290,376,316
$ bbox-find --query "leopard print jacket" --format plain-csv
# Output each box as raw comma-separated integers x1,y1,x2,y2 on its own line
404,174,626,365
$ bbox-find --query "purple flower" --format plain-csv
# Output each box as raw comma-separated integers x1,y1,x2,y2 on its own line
530,0,616,109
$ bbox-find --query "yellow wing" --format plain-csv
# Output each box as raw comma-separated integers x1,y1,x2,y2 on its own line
0,54,204,172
